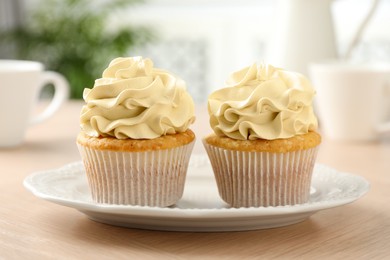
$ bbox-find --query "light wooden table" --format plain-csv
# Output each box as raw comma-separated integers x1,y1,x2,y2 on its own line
1,101,389,259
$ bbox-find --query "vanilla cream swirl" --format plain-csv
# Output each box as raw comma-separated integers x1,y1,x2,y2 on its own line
208,64,318,140
80,57,195,139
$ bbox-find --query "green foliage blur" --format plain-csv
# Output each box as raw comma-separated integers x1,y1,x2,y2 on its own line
0,0,152,99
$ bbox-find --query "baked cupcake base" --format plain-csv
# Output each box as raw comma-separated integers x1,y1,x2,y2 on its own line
203,132,321,208
77,130,195,207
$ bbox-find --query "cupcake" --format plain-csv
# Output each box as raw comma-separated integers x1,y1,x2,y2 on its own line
77,57,195,207
203,63,321,207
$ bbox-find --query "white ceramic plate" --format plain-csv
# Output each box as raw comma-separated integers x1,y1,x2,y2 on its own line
24,155,369,232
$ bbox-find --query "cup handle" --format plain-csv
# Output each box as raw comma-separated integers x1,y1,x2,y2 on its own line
30,71,69,125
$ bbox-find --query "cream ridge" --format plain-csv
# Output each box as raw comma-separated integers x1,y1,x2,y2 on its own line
208,63,318,140
80,57,195,139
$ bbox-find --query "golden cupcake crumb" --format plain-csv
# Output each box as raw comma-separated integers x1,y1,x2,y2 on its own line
77,129,195,152
204,131,321,153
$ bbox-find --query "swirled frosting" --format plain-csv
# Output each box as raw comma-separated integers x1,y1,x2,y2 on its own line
208,64,318,140
80,57,195,139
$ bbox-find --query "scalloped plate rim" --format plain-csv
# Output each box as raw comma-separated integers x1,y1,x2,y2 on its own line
23,157,370,221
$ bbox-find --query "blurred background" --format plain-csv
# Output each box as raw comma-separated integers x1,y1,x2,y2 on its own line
1,0,390,103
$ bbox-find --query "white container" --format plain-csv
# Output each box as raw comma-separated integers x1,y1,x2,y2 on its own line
0,60,69,147
310,61,390,141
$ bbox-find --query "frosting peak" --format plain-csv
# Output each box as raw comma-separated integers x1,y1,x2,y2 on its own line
80,57,195,139
208,64,318,140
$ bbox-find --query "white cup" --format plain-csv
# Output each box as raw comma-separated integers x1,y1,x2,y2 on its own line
0,60,69,147
309,61,390,142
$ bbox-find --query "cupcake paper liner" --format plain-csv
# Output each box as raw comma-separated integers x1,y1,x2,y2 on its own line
77,140,195,207
203,140,319,208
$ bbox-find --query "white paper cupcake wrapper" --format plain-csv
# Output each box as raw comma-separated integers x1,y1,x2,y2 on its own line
77,140,195,207
203,140,319,208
